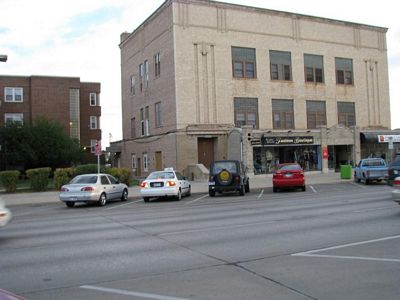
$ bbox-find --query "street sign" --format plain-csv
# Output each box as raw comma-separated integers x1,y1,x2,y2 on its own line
94,140,101,156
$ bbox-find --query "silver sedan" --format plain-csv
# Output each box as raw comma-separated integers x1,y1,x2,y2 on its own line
0,199,12,227
59,173,128,207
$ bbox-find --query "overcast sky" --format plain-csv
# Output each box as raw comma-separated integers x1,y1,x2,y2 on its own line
1,0,399,148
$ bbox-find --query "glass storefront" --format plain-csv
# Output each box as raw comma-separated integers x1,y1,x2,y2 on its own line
253,145,321,174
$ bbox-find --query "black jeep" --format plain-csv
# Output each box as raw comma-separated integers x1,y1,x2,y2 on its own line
208,160,250,196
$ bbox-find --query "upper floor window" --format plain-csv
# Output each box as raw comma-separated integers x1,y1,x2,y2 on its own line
154,53,160,77
304,54,324,83
337,102,356,127
306,100,326,129
130,75,135,95
130,117,136,139
272,99,294,129
234,97,258,128
270,50,292,81
140,106,150,136
335,57,353,85
155,102,162,127
90,116,98,129
90,139,97,153
5,87,23,102
139,63,144,91
231,47,256,79
144,60,149,88
4,113,23,126
90,93,97,106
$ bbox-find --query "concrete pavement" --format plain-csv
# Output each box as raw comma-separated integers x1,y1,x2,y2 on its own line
1,172,349,206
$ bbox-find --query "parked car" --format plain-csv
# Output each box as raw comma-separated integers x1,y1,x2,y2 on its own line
392,176,400,204
387,157,400,185
140,168,191,202
272,163,306,192
208,160,250,197
0,199,12,227
59,173,128,207
354,158,388,185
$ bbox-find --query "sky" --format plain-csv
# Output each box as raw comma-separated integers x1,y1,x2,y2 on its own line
1,0,399,148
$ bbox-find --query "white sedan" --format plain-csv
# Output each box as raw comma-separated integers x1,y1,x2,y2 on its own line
392,176,400,204
140,168,191,202
0,199,12,228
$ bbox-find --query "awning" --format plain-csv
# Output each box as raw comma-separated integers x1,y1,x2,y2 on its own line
360,131,400,143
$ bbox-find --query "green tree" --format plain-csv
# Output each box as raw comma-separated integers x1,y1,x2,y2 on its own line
0,118,83,170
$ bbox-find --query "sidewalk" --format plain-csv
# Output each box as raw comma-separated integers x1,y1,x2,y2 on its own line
1,172,348,207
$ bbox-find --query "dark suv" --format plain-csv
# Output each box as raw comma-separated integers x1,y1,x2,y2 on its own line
387,156,400,185
208,160,250,196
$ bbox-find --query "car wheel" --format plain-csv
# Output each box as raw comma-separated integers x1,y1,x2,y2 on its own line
301,185,306,191
245,180,250,193
65,201,75,208
239,184,245,196
187,185,191,197
364,178,369,185
98,193,107,206
121,189,128,201
143,197,150,203
273,187,278,193
176,189,182,201
209,189,215,197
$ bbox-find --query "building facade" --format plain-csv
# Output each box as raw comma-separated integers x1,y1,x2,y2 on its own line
0,75,101,164
112,0,398,177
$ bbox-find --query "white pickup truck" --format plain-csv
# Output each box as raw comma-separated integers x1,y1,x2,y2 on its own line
354,158,388,185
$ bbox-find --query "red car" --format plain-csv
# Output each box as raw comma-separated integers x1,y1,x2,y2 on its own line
272,163,306,192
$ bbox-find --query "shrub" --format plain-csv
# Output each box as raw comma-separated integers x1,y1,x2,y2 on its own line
75,164,104,175
54,167,75,190
0,170,20,193
26,167,51,191
105,167,133,186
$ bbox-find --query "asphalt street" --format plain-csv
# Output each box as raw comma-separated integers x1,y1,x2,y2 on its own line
0,180,399,300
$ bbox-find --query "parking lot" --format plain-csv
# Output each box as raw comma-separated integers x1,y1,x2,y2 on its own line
1,180,399,299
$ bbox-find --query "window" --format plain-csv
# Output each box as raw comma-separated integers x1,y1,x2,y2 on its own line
144,60,149,88
130,117,136,138
131,154,137,169
139,63,144,91
90,139,97,153
270,50,292,81
4,87,23,102
90,116,98,129
90,93,97,106
231,47,256,79
130,75,135,95
154,52,160,77
4,113,23,126
306,101,326,129
234,98,258,128
143,153,148,171
338,102,356,127
140,106,149,136
272,99,294,129
335,57,353,85
304,54,324,83
155,102,162,127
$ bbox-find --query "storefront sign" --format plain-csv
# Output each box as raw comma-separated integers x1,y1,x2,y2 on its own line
378,135,400,143
252,136,314,146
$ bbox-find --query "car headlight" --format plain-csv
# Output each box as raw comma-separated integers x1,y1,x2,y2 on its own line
394,170,399,174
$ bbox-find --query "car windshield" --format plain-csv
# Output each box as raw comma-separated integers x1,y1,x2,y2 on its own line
212,162,237,173
70,175,98,184
278,164,302,171
147,171,175,179
363,160,385,167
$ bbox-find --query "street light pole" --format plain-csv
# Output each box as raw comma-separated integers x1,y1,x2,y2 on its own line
0,54,7,62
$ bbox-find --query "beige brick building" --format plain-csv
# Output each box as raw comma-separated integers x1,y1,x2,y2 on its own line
111,0,398,177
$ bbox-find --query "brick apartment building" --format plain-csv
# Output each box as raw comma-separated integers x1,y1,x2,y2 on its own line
110,0,399,177
0,75,101,164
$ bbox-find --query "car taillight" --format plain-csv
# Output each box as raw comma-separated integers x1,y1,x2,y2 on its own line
393,179,400,187
60,187,69,192
140,181,149,188
274,171,283,178
166,181,176,187
81,186,95,191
